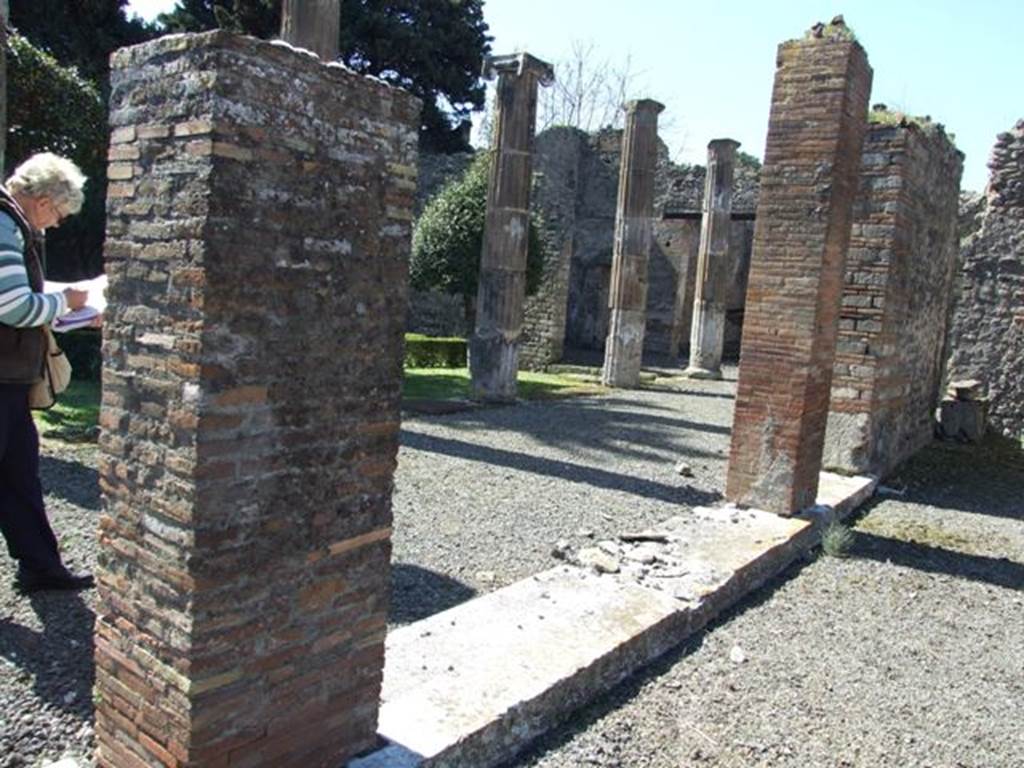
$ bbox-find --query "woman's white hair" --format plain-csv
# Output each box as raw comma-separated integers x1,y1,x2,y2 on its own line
6,152,87,215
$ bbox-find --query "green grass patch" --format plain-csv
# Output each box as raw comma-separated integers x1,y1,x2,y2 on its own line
34,378,101,442
821,519,855,558
403,367,605,401
32,368,604,446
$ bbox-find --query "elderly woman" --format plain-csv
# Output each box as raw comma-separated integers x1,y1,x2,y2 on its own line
0,152,93,593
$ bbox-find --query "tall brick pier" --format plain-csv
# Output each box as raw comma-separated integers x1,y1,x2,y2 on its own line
726,24,872,515
470,53,553,401
95,32,419,767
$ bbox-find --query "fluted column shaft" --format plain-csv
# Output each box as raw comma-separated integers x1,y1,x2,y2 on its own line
686,139,741,379
601,99,665,388
281,0,340,60
470,53,553,401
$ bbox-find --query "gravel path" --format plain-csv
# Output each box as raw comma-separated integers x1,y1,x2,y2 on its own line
2,370,1022,768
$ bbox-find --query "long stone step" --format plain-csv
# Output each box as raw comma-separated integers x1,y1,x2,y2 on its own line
351,471,876,767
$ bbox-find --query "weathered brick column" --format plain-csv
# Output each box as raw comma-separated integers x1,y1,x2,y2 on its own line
601,99,664,387
685,138,741,379
95,32,419,767
470,53,553,401
725,23,872,515
281,0,340,60
824,116,963,476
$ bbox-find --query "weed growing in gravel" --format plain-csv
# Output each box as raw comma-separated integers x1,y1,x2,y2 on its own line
822,520,855,557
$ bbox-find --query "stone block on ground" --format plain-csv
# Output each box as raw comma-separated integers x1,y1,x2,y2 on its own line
352,472,876,768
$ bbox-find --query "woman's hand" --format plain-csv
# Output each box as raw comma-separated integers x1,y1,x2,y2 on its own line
63,287,88,310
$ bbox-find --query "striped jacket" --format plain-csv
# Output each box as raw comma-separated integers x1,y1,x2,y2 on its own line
0,213,66,328
0,188,64,383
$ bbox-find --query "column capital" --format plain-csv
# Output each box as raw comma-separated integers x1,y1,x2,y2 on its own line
708,138,741,154
483,53,555,86
623,99,665,116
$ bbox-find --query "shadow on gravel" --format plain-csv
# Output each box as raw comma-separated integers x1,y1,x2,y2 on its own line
401,430,723,506
510,556,814,766
848,531,1024,591
390,563,477,626
642,386,737,401
0,593,95,721
39,455,101,510
882,437,1024,522
405,405,727,467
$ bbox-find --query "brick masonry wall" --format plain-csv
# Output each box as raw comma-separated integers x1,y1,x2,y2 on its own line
520,127,583,369
96,32,419,768
824,120,963,476
726,33,872,515
946,119,1024,440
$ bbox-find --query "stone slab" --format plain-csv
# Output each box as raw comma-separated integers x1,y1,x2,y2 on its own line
351,472,876,768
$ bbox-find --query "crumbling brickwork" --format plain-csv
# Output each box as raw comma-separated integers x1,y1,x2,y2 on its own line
520,128,583,369
824,119,963,476
726,30,872,515
96,31,418,767
946,120,1024,440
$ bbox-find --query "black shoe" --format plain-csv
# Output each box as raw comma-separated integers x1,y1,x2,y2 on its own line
14,567,94,594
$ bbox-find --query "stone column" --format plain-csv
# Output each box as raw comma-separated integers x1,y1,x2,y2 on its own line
281,0,340,60
95,32,419,768
684,138,740,379
601,99,664,388
469,53,553,401
725,22,872,515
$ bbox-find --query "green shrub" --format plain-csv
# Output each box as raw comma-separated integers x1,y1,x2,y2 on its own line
410,152,547,302
404,334,467,368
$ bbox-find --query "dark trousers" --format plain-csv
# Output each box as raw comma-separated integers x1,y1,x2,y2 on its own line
0,384,62,574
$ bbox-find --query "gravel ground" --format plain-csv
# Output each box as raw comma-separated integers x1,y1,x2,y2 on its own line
2,368,1022,768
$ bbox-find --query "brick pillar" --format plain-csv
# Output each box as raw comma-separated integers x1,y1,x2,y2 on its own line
95,32,419,768
725,25,872,515
685,139,740,380
601,99,664,387
281,0,340,60
470,53,553,401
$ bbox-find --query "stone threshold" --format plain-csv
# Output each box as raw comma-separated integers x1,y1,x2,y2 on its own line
350,471,876,768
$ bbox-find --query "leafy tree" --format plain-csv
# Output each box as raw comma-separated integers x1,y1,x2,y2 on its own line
158,0,492,150
9,0,154,83
5,33,107,278
411,152,546,320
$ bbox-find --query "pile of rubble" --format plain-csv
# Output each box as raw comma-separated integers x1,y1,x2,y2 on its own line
938,379,988,442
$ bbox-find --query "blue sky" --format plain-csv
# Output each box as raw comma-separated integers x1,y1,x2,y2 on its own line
127,0,1021,191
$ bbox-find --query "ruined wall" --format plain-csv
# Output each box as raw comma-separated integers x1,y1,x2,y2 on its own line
946,120,1024,440
406,289,468,337
96,32,418,767
416,150,474,215
528,127,760,363
520,127,583,368
825,120,963,476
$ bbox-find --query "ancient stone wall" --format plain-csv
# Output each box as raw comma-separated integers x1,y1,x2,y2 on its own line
520,127,584,368
824,119,963,476
416,150,474,215
96,32,418,767
406,288,469,338
946,120,1024,440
